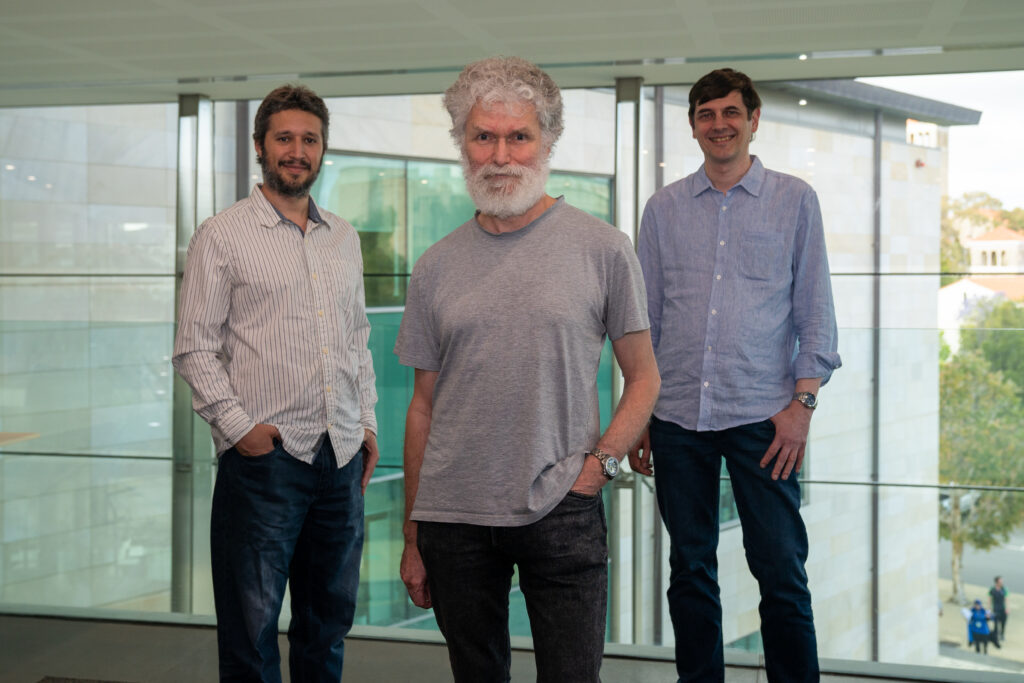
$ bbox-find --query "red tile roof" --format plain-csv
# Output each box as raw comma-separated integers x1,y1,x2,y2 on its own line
965,276,1024,301
972,226,1024,242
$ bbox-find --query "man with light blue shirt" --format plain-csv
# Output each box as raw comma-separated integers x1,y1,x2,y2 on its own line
633,68,841,682
173,85,378,682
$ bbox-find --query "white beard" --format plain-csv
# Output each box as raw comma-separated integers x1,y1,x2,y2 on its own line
462,156,550,220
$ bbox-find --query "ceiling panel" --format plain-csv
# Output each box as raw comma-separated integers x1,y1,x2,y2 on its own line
7,14,203,40
0,0,1022,106
478,14,692,38
211,3,437,30
1,0,152,19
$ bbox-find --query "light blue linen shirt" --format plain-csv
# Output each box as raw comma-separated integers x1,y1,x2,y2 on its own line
638,156,841,431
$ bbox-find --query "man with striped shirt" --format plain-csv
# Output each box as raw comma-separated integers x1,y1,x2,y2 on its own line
173,85,378,682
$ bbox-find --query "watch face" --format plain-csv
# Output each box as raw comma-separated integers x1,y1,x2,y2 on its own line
795,392,817,409
605,457,620,477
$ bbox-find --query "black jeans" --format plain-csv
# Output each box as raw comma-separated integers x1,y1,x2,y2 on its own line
993,612,1007,640
650,416,819,683
211,439,365,683
416,492,608,683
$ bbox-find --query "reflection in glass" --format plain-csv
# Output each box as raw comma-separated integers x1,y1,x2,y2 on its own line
313,155,407,307
0,277,175,458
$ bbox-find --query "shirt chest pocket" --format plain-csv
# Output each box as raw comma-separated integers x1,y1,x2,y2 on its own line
739,232,786,282
319,251,358,311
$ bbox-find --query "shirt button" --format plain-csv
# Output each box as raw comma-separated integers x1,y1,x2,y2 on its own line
711,309,717,315
322,346,329,354
327,423,333,429
326,386,332,393
721,206,727,212
719,240,725,246
707,345,712,351
312,272,318,280
703,381,710,388
318,310,324,317
715,274,722,280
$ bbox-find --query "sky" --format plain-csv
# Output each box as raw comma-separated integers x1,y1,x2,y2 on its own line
860,71,1024,211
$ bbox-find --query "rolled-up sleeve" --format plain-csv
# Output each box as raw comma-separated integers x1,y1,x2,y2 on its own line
350,254,378,435
791,188,842,384
171,223,255,446
638,202,665,350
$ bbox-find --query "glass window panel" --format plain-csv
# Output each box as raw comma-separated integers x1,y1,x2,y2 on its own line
406,160,476,267
0,104,177,276
312,154,408,307
547,172,613,223
0,277,175,458
365,311,409,470
0,454,171,609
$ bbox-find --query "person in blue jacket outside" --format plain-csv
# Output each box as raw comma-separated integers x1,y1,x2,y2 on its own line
969,599,1001,653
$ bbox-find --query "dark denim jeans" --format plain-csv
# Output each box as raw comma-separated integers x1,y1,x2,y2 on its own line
650,416,818,683
416,492,608,683
211,437,364,683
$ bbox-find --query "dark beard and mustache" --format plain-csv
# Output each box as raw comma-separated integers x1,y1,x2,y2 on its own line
461,154,550,220
259,154,321,198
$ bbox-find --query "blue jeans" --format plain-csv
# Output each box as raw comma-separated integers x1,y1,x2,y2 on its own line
211,437,364,683
650,416,818,683
416,492,608,683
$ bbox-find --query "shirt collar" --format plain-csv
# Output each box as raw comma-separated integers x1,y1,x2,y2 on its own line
692,155,765,197
250,184,324,229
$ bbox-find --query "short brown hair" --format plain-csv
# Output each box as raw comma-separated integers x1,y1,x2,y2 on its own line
688,69,761,124
253,84,329,151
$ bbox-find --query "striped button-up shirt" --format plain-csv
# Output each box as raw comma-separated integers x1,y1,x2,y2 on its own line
173,185,377,466
638,157,841,431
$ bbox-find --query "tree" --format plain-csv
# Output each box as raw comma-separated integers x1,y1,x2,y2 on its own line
939,196,968,286
939,193,1001,285
960,299,1024,400
1005,206,1024,233
939,351,1024,604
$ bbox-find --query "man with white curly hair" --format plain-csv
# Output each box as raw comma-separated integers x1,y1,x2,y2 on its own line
395,56,660,682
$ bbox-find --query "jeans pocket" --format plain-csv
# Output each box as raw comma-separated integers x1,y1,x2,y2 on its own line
241,447,277,461
567,489,600,501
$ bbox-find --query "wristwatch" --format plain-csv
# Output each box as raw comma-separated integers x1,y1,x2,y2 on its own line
587,447,620,479
792,391,818,410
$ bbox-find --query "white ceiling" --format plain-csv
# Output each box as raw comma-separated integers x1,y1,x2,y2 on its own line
2,0,1024,106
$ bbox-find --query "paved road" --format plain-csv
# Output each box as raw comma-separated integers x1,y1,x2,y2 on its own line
939,528,1024,596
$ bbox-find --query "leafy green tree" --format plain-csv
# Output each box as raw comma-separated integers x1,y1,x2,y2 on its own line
939,351,1024,604
1005,206,1024,233
940,197,967,286
956,191,1004,213
960,299,1024,399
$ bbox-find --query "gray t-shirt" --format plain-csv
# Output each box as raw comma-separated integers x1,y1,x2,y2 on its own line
395,198,649,526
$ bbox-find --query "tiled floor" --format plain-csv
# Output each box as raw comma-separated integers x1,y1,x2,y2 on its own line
1,613,1020,683
0,614,682,683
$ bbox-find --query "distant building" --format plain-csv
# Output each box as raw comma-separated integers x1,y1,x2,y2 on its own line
939,226,1024,351
965,225,1024,271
